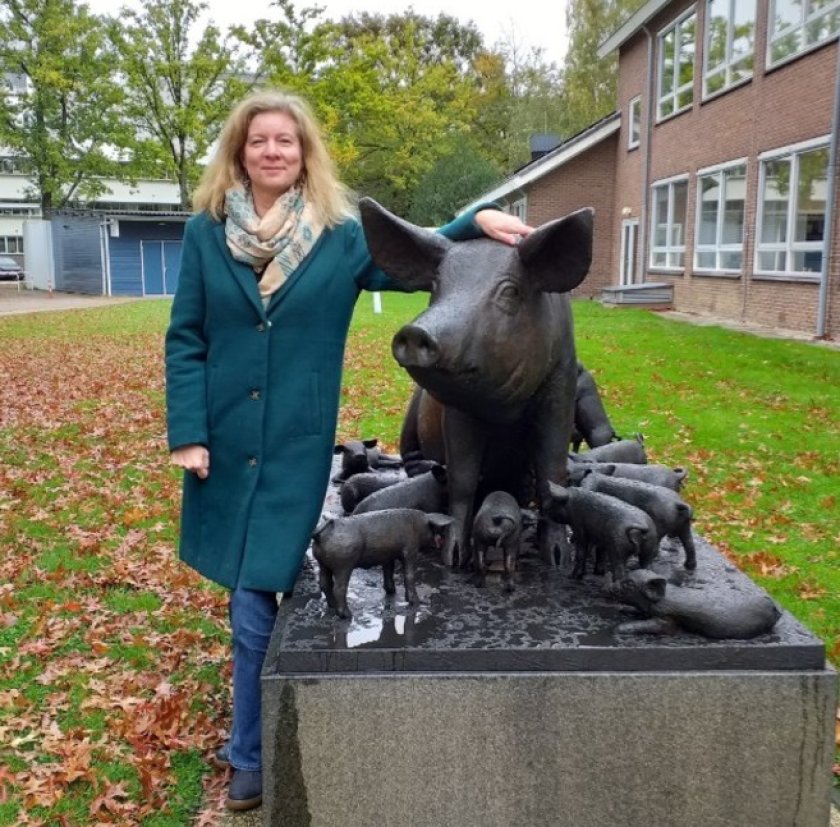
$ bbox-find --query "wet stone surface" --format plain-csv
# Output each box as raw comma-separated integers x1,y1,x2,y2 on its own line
264,470,825,675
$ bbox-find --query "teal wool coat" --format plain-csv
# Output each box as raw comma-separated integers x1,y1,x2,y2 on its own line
165,208,488,593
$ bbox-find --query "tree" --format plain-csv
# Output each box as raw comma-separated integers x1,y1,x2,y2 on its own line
0,0,125,217
107,0,251,209
407,143,501,226
290,11,492,214
560,0,639,136
495,30,567,169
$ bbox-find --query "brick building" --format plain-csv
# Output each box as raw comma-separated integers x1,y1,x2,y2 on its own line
466,0,839,339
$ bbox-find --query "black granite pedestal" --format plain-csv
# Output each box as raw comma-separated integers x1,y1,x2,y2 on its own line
262,510,837,826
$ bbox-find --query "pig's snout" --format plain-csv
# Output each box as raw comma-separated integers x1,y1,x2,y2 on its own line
392,325,440,368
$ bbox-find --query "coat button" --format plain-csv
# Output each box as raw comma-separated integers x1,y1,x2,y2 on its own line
256,322,265,332
249,389,261,401
248,457,258,467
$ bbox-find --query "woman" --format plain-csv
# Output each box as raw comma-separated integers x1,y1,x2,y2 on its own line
165,90,531,811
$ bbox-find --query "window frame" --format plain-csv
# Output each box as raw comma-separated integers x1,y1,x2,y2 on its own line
508,197,527,223
754,137,830,282
656,8,697,122
628,96,642,149
649,174,690,272
0,237,24,254
694,159,748,275
767,0,840,68
702,0,756,99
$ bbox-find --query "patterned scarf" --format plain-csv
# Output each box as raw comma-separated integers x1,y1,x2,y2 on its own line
224,184,324,302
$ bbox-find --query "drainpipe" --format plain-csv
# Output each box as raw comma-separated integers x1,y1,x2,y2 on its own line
816,40,840,338
639,26,656,284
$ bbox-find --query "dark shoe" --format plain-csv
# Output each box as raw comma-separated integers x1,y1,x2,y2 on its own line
212,742,230,769
225,769,262,811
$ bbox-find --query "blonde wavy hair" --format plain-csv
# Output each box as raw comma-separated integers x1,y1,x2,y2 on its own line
192,90,353,227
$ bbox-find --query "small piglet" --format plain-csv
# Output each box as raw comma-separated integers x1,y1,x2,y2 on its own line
332,438,402,482
613,570,781,639
573,362,618,451
472,491,522,592
311,509,452,619
352,465,447,515
547,482,658,580
570,433,646,465
569,460,687,491
578,470,696,570
340,472,403,514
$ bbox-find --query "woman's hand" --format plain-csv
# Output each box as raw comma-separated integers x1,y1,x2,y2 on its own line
475,210,534,246
171,444,210,479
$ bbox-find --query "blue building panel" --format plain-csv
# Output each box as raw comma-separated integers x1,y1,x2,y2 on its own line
109,236,143,296
51,213,188,296
107,218,187,296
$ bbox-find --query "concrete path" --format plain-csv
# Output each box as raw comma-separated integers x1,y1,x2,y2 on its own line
0,284,145,316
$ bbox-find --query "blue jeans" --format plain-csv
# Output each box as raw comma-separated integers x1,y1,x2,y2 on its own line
229,586,278,772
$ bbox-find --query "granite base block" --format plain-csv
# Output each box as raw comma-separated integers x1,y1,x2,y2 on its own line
263,670,836,827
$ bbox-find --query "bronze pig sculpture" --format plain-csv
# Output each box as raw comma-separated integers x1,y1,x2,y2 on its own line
613,569,781,639
472,491,523,592
360,198,593,569
572,362,619,451
311,508,452,619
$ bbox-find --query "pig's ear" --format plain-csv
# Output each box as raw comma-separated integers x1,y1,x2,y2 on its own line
363,438,378,448
359,198,452,290
518,208,593,293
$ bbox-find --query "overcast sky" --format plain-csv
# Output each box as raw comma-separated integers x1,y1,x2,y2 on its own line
93,0,570,66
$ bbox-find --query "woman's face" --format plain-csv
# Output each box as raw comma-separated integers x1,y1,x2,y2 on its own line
241,111,304,203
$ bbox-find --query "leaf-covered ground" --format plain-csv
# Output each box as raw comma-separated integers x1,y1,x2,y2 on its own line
0,297,837,824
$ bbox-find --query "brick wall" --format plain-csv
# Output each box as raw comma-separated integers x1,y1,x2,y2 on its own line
611,0,840,339
523,134,619,298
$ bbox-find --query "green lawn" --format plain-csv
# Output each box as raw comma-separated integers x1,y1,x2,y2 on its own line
0,296,837,824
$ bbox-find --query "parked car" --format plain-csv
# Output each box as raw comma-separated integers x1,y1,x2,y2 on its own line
0,256,24,282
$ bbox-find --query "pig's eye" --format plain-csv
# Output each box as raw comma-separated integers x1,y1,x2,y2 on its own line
494,281,521,312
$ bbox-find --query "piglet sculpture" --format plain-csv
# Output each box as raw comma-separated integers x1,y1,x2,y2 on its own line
333,438,402,482
360,198,593,568
577,470,697,570
613,570,781,639
571,434,647,465
472,491,523,592
568,460,688,492
311,509,452,619
352,465,447,515
547,482,658,580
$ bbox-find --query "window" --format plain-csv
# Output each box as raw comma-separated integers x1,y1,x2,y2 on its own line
756,142,828,278
704,0,756,96
657,10,697,120
768,0,840,66
0,237,24,254
650,177,689,269
695,162,747,272
509,197,527,222
628,96,641,149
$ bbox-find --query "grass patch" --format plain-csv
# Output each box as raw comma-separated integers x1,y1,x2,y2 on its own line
0,295,837,823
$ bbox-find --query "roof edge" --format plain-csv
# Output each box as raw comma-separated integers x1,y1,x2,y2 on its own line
460,113,621,213
598,0,672,58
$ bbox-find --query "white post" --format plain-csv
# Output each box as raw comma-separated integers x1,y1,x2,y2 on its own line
372,291,382,314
